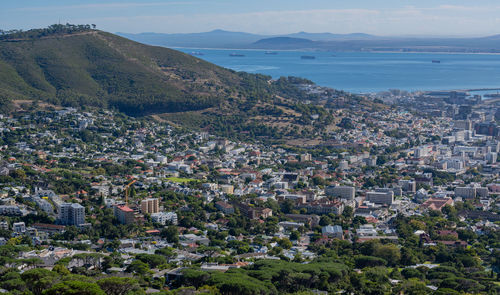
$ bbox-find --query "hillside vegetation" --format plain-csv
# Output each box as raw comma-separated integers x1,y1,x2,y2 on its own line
0,25,279,116
0,25,382,145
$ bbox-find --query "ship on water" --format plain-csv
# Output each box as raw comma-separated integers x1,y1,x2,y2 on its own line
301,55,315,60
265,51,278,55
190,51,204,56
432,60,441,63
229,53,245,57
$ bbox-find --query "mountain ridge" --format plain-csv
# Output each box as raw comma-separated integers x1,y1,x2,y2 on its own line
0,26,262,116
118,30,500,53
117,30,379,49
0,25,374,146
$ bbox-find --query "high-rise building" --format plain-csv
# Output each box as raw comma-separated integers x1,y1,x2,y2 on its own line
366,191,394,205
454,186,489,199
58,203,85,226
114,205,135,224
399,180,416,193
475,122,499,137
140,198,160,214
414,146,432,158
376,187,402,197
486,152,498,164
325,186,355,200
454,120,472,131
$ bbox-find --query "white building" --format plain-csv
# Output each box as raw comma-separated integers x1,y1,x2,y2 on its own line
325,186,355,200
455,186,489,199
357,224,377,237
13,222,26,234
322,225,343,239
151,212,178,225
58,203,85,226
0,206,22,216
366,191,394,205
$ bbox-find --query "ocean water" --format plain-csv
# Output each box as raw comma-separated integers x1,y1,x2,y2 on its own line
177,48,500,94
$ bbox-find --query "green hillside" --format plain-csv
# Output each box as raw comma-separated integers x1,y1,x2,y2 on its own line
0,25,284,116
0,25,383,145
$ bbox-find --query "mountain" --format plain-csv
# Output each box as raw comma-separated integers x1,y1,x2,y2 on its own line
117,30,266,48
0,31,223,116
0,26,287,116
0,25,380,146
286,32,377,41
119,29,500,53
117,31,381,48
118,30,383,49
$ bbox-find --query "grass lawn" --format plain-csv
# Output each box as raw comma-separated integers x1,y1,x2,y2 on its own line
166,177,196,183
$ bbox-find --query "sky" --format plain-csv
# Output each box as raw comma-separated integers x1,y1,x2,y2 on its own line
2,0,500,36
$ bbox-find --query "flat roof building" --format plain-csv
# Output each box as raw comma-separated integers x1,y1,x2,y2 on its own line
114,205,135,225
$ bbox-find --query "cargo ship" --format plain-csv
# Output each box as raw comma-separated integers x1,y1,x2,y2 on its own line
229,53,245,57
301,55,315,60
265,51,278,55
432,60,441,63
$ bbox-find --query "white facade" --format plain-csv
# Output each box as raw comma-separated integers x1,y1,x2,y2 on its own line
325,186,355,200
366,191,394,205
58,203,85,226
151,212,178,225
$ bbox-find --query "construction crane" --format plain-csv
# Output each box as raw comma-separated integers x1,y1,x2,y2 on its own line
124,179,137,205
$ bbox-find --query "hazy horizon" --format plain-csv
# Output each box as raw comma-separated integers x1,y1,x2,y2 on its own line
119,29,499,39
3,0,500,37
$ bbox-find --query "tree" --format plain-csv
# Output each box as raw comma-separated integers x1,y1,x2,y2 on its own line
21,257,44,269
280,200,294,214
401,268,424,280
434,288,460,295
52,264,71,275
126,260,150,275
43,280,105,295
319,215,331,226
342,206,354,220
373,244,400,266
354,255,387,268
97,277,144,295
155,247,176,260
161,226,179,243
10,169,26,179
290,231,300,241
278,238,292,249
197,246,220,261
21,268,58,295
400,247,419,266
135,254,167,268
394,279,429,295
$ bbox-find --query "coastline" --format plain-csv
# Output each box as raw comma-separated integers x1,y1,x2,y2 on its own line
169,46,500,55
172,46,500,94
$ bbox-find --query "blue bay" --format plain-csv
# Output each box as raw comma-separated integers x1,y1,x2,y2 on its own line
177,48,500,93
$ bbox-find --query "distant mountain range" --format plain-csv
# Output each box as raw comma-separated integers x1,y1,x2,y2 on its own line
117,30,379,49
118,30,500,53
